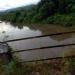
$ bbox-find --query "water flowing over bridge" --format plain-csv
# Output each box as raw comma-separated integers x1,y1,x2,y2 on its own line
0,30,75,63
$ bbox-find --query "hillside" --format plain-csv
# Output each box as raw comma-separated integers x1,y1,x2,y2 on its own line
0,0,75,26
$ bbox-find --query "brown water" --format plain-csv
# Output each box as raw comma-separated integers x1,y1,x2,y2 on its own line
0,22,75,61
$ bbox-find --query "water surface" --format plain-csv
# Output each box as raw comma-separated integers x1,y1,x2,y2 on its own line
0,22,75,61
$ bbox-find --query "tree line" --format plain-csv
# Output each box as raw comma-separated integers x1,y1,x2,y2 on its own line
0,0,75,26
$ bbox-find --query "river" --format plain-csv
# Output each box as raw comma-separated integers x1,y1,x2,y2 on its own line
0,22,75,61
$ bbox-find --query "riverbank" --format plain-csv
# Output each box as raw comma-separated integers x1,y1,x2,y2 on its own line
0,57,75,75
1,13,75,27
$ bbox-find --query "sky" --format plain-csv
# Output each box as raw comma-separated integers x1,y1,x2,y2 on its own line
0,0,40,11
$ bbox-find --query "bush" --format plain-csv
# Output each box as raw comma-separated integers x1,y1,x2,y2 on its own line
46,14,75,26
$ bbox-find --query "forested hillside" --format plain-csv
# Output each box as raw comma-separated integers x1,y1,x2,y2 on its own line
0,0,75,26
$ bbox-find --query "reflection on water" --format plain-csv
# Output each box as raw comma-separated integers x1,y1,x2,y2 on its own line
0,22,75,61
0,22,42,41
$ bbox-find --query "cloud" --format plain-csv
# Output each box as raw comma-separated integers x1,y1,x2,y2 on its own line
0,0,40,11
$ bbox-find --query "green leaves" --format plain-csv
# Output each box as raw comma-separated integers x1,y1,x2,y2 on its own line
0,0,75,26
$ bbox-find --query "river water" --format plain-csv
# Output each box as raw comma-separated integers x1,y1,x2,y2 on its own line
0,22,75,61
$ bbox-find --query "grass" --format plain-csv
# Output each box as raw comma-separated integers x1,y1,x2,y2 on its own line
0,49,75,75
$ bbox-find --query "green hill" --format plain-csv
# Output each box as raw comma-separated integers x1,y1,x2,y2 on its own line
0,0,75,26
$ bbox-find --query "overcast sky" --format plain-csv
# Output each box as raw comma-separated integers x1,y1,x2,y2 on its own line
0,0,40,11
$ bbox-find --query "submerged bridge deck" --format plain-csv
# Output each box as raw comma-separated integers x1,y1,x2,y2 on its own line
0,30,75,63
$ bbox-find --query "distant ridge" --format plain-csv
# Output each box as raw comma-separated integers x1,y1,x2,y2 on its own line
3,4,36,12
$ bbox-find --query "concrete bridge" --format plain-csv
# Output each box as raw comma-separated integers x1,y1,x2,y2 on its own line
0,31,75,63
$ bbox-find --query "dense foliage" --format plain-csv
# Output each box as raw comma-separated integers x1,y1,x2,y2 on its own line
0,0,75,26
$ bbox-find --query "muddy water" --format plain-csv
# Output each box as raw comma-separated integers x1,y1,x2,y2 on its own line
0,22,75,61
